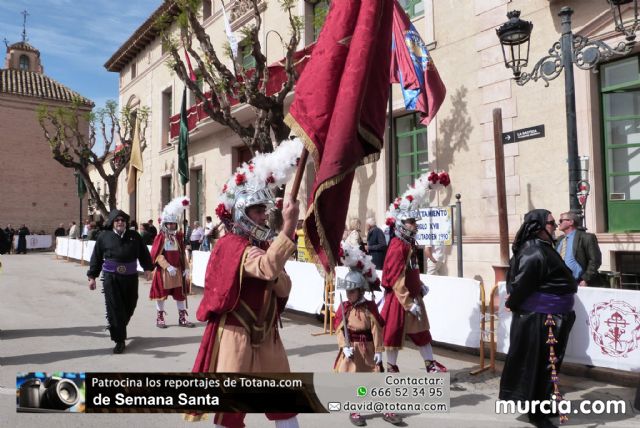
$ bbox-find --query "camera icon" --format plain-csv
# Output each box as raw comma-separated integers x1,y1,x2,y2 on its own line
18,377,80,412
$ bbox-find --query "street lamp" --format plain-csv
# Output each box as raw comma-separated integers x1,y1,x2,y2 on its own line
496,2,639,217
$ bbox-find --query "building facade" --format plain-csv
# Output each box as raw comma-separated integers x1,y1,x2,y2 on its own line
0,40,92,234
104,0,639,286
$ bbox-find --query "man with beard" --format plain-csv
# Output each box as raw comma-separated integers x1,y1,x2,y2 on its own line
499,209,577,428
87,209,153,354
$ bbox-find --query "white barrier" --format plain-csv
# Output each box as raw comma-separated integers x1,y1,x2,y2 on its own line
14,235,52,249
55,237,68,257
191,250,210,287
497,282,640,372
55,238,639,372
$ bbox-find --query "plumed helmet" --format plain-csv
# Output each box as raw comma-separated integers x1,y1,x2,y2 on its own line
232,186,275,242
386,170,451,243
337,241,380,292
161,196,189,234
216,138,303,242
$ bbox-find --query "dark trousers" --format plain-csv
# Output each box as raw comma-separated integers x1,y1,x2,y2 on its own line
103,273,139,343
17,237,27,254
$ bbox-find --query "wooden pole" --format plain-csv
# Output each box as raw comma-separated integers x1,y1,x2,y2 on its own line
493,108,510,282
255,148,308,336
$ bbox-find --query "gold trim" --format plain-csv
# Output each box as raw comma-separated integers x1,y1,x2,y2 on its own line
284,114,320,170
358,123,383,152
285,113,382,275
238,299,257,319
183,412,208,422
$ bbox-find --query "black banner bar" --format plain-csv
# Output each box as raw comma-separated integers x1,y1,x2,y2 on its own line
84,373,327,413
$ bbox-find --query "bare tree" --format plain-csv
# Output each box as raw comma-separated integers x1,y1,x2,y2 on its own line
157,0,303,154
37,99,150,218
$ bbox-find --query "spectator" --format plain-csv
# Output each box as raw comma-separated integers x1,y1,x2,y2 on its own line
139,223,154,246
189,221,205,251
148,219,158,239
556,210,602,287
365,217,387,270
54,223,66,237
81,219,90,239
88,222,99,241
345,218,365,252
425,243,446,275
0,228,10,255
130,220,139,233
68,221,79,239
16,224,30,254
202,216,213,251
4,224,15,254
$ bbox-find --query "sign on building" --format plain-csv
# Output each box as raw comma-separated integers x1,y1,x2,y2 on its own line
415,206,452,246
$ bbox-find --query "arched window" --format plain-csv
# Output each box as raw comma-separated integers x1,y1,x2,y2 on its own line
19,55,30,70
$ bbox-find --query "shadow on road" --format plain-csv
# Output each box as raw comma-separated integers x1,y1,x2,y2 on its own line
0,325,107,340
286,343,338,357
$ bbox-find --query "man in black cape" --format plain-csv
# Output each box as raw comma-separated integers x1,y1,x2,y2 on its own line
499,209,577,428
87,209,153,354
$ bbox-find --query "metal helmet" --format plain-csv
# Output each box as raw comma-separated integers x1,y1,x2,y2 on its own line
232,186,275,242
337,268,369,292
395,208,421,243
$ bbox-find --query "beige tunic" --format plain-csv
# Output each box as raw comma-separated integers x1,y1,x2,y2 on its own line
392,264,430,335
334,303,384,373
213,233,295,372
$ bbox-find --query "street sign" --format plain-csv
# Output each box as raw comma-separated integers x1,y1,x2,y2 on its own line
415,206,453,246
502,124,545,144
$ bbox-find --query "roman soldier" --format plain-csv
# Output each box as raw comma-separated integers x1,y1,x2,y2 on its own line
149,196,195,328
381,170,450,373
186,138,303,428
334,242,402,426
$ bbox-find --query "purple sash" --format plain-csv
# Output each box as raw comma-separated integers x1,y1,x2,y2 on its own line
102,260,138,275
520,292,574,314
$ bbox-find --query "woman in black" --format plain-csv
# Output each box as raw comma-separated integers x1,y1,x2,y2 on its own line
499,209,577,428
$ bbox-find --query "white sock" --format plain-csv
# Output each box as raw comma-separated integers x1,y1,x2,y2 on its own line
386,349,399,365
274,416,299,428
419,343,434,361
156,300,165,312
176,300,186,311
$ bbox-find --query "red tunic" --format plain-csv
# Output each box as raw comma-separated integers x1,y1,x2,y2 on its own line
380,238,431,348
149,232,188,301
187,233,295,427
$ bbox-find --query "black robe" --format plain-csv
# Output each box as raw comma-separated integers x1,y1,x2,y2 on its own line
16,227,29,254
88,209,153,343
499,238,577,410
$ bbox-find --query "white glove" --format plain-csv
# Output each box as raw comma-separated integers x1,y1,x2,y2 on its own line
342,346,354,359
167,265,178,277
374,353,383,365
409,302,422,318
421,283,430,297
183,268,190,278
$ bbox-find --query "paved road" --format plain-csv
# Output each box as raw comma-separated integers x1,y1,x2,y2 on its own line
0,252,638,427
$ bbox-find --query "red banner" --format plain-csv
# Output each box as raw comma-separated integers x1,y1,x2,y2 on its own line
285,0,393,274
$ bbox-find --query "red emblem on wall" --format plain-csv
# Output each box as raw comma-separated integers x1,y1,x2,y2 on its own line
589,300,640,357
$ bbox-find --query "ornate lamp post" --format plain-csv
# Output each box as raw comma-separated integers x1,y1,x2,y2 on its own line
496,2,639,217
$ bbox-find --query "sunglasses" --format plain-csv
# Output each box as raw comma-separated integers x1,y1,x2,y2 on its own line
114,218,126,223
558,218,570,223
546,220,557,227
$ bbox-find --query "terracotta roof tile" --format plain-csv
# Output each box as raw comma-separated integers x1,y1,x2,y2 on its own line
0,69,93,106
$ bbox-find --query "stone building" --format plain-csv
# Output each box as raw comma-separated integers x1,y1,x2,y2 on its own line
0,39,92,234
103,0,639,286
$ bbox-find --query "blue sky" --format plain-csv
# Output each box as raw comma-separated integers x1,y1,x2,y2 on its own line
0,0,160,108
